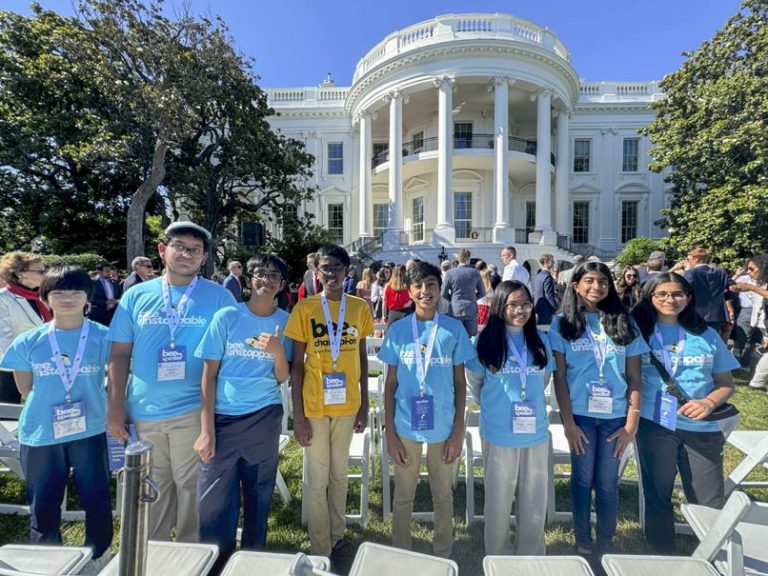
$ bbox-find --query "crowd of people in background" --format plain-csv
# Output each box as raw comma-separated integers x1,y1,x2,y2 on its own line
0,225,767,574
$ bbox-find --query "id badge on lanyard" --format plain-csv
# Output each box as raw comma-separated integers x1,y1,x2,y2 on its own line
159,277,197,381
321,294,348,405
585,321,613,414
410,314,439,431
47,322,90,438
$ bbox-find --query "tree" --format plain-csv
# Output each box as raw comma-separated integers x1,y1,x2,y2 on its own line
615,237,666,268
266,214,336,284
644,0,768,267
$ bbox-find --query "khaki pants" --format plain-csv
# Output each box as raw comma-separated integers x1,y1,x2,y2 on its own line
305,415,356,556
134,408,201,542
392,437,455,558
483,440,548,556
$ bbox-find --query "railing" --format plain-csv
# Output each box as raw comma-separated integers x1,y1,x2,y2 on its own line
353,13,571,82
579,81,663,102
265,86,349,106
401,227,433,244
372,134,553,168
456,227,494,243
557,234,620,260
344,235,382,256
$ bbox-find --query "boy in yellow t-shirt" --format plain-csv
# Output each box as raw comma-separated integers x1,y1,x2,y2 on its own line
285,244,373,569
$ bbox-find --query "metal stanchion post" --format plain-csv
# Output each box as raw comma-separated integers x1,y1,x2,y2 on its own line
118,441,159,576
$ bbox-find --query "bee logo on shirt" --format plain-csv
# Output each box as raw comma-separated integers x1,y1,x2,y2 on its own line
54,354,71,366
245,337,259,349
347,326,359,338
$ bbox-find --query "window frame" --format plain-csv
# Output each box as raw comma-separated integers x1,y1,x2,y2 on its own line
573,138,592,173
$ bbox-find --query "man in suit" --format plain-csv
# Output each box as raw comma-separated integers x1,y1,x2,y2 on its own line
299,252,320,300
221,261,244,303
121,256,153,293
342,267,357,295
534,253,558,325
637,250,667,286
441,248,486,336
89,262,122,326
683,247,734,340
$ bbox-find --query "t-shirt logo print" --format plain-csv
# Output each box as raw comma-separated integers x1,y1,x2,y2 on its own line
245,337,259,349
310,318,360,349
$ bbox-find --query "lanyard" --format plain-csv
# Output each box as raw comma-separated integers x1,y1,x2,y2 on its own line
162,276,198,347
320,293,346,371
506,332,529,401
584,316,608,381
411,313,440,395
653,325,686,377
47,321,90,402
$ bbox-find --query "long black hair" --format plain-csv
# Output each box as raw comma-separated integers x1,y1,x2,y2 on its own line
748,254,768,283
631,272,707,341
559,262,636,345
476,280,548,371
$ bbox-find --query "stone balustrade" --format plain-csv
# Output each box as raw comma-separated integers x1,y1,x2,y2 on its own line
578,81,664,102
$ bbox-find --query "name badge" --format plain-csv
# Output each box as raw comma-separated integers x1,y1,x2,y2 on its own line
323,373,347,405
107,424,138,471
157,346,187,382
657,392,678,431
588,380,614,414
52,401,87,439
411,395,434,431
512,401,537,434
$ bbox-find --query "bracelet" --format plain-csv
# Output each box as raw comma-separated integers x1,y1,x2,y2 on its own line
629,409,641,414
703,397,717,408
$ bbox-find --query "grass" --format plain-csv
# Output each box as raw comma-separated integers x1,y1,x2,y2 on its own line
0,381,767,576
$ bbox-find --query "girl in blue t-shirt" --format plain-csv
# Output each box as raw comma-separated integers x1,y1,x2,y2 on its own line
549,261,647,557
631,272,738,554
468,280,554,556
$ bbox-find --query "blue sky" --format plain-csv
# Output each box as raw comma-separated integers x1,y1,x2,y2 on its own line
5,0,742,86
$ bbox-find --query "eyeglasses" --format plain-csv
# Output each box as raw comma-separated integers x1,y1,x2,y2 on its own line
252,270,283,283
652,291,688,301
167,243,204,258
625,274,638,279
139,264,152,269
318,264,346,275
505,302,533,312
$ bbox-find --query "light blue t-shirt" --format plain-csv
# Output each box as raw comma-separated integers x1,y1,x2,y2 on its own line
195,303,293,416
641,323,739,432
378,313,476,443
548,312,649,419
107,277,237,420
466,330,555,448
0,320,109,447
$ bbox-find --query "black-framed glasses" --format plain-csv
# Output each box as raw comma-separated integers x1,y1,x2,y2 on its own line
505,302,533,312
167,243,204,258
652,291,687,301
318,264,345,275
252,270,283,283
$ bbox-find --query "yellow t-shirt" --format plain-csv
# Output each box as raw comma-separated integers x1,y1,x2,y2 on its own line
285,294,374,418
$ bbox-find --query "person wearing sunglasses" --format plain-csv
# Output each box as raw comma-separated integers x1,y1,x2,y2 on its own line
121,257,154,294
616,266,641,310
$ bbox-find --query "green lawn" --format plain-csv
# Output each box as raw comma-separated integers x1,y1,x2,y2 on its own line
1,383,766,576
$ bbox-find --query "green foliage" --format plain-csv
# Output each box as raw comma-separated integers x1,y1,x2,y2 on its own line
615,237,665,267
266,215,336,284
40,253,105,270
644,0,768,268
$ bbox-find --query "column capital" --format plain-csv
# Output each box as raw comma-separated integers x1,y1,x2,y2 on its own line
383,90,402,104
487,76,516,92
433,75,456,90
530,88,553,102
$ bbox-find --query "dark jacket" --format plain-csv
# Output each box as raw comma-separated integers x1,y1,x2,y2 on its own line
534,269,558,325
89,277,122,326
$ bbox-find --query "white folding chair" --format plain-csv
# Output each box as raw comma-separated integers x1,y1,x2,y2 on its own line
683,490,768,576
98,541,219,576
349,542,458,576
219,550,330,575
602,554,720,576
464,408,484,524
725,430,768,495
0,544,92,575
483,555,595,576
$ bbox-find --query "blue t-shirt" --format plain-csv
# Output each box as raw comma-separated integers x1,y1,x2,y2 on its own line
377,313,476,443
548,312,649,419
467,330,555,448
195,304,293,416
0,320,109,446
641,323,739,432
107,277,237,420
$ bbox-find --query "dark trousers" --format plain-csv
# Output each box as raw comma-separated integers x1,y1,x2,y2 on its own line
636,418,725,553
197,404,283,573
20,433,113,559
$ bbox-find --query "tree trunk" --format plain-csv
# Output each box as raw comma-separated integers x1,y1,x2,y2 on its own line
126,136,168,264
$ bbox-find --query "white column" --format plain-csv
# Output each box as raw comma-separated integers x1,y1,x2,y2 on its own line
435,76,455,244
357,111,372,237
535,89,554,242
383,92,403,250
555,110,570,236
492,77,514,243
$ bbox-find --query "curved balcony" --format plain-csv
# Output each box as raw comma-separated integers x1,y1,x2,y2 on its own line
372,135,555,169
353,13,571,83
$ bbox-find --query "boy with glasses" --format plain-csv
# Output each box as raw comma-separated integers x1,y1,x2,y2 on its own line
193,254,292,572
107,221,236,542
285,244,373,570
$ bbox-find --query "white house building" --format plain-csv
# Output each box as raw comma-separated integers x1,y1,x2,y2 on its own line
263,13,670,265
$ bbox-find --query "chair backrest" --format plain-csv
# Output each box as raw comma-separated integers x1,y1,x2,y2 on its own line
219,551,330,575
483,555,595,576
349,542,458,576
692,490,752,562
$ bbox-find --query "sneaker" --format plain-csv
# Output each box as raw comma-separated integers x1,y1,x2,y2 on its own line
749,380,768,390
81,552,113,574
330,538,351,574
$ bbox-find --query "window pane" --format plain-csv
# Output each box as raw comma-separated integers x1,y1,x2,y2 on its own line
621,200,639,243
373,203,388,239
327,203,344,244
573,139,591,172
622,138,639,172
454,192,472,239
328,142,344,175
412,197,424,242
572,201,589,244
525,201,536,232
454,122,473,149
413,131,424,153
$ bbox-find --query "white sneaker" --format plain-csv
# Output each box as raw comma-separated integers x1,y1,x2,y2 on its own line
80,552,112,575
748,380,768,390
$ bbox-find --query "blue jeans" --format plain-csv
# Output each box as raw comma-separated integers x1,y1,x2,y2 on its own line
20,433,113,559
569,415,625,552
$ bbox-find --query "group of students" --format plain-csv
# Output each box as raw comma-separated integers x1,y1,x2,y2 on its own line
0,221,742,573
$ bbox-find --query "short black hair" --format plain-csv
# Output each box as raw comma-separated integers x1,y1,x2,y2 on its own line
315,244,350,267
246,253,289,280
39,266,94,302
406,261,442,288
162,226,209,253
95,262,112,271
